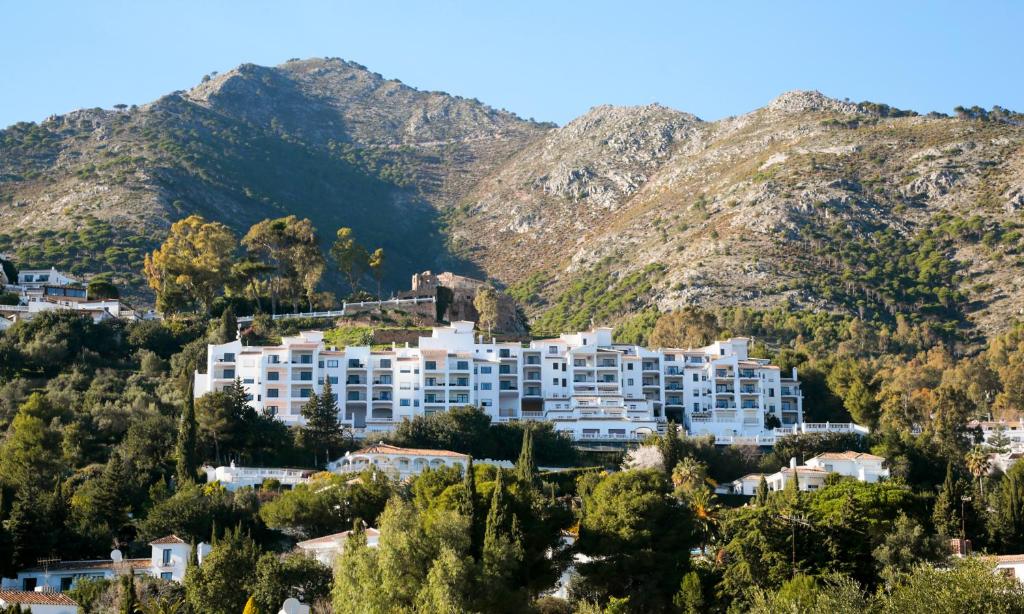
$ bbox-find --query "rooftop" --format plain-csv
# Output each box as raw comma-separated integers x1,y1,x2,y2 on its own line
349,443,468,459
810,451,885,462
0,590,80,606
149,534,187,545
297,528,380,548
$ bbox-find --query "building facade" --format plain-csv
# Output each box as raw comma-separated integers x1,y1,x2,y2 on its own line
194,322,804,443
328,443,470,479
1,536,206,592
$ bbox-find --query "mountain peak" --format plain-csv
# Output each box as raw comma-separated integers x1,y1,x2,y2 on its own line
765,90,860,115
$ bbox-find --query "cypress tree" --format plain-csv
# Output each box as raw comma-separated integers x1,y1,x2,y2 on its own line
175,395,199,486
515,427,536,484
933,461,960,537
219,306,237,343
755,475,770,506
481,470,524,608
660,421,684,478
119,574,137,614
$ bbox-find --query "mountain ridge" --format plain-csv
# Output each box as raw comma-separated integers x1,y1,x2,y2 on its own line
1,59,1022,339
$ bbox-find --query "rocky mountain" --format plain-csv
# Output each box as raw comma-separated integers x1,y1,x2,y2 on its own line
2,59,1023,339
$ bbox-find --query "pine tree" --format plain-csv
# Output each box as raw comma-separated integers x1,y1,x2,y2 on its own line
300,379,342,467
119,574,137,614
175,396,199,486
933,462,960,537
219,306,237,343
673,570,704,613
514,427,536,484
755,475,770,506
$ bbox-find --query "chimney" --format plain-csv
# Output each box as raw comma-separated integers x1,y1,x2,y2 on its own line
789,457,798,469
197,542,213,565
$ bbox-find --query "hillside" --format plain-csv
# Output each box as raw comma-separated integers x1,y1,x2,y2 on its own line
0,58,552,293
2,60,1023,339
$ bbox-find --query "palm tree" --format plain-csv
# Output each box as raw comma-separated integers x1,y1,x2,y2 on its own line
672,456,709,495
689,487,720,555
965,445,992,497
135,596,187,614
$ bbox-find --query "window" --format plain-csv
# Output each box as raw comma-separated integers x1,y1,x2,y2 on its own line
456,361,469,370
552,378,559,385
300,389,312,398
480,366,492,374
693,403,699,411
268,389,279,398
400,399,411,407
480,382,492,391
328,376,339,384
299,371,312,381
23,578,37,591
769,388,775,397
223,369,235,379
268,372,280,381
61,577,73,591
162,548,172,566
300,354,313,364
243,378,254,384
223,353,235,362
161,572,173,581
327,360,339,368
627,363,634,371
693,373,699,382
348,359,361,368
380,359,392,368
627,379,634,386
268,355,281,364
548,346,558,355
425,361,437,370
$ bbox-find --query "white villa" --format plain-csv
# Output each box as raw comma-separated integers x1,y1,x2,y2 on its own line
722,451,889,495
194,321,813,443
203,463,318,491
15,268,79,289
296,528,380,567
328,443,470,479
1,536,209,593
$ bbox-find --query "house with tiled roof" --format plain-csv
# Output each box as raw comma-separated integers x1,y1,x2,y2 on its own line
805,451,889,482
296,528,381,567
721,451,890,495
0,535,209,593
328,443,469,479
0,589,79,614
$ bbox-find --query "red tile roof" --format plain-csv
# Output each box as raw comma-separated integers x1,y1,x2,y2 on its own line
149,534,187,545
350,443,468,458
297,528,380,548
810,451,885,462
0,590,80,605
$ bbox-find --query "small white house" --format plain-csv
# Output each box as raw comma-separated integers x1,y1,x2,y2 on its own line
723,474,767,496
804,451,889,482
329,444,469,480
0,590,79,614
994,554,1024,583
16,268,78,289
296,528,380,567
1,536,206,592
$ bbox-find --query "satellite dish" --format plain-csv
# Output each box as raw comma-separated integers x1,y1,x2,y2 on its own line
111,549,123,563
281,598,302,614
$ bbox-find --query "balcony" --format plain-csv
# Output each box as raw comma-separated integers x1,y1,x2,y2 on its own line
739,370,757,379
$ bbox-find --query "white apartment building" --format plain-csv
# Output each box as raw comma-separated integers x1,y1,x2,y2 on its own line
193,322,804,443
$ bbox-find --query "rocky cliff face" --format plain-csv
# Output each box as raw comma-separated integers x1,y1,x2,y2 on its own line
2,62,1022,337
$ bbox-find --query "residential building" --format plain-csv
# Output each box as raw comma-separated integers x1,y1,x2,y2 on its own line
203,463,317,491
193,322,809,443
328,443,469,479
296,528,380,567
722,451,889,495
15,268,78,289
994,555,1024,583
1,536,207,592
804,451,889,482
0,590,79,614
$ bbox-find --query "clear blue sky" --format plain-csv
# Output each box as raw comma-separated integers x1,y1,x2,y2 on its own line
2,1,1022,128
